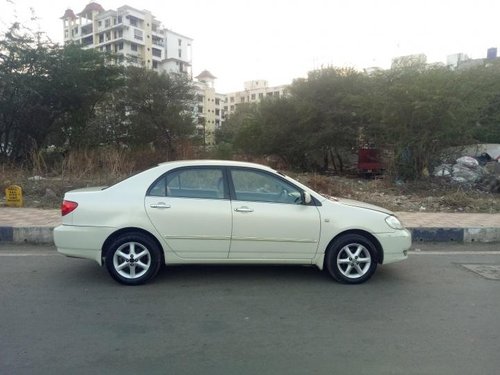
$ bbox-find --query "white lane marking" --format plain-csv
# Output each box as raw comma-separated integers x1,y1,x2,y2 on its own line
0,253,60,257
409,251,500,255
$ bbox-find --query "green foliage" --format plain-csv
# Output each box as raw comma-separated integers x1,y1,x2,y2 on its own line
222,63,500,178
463,61,500,143
0,23,122,162
0,22,196,165
118,67,195,154
289,67,371,171
368,65,474,178
223,67,373,171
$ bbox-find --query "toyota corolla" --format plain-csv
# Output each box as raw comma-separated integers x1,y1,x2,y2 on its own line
54,160,411,285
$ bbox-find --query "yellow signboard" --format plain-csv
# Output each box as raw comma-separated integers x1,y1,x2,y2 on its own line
5,185,23,207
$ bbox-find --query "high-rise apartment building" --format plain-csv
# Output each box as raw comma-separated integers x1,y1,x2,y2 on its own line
194,71,225,146
61,3,192,75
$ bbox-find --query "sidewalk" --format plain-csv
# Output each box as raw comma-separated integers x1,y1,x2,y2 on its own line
0,207,500,244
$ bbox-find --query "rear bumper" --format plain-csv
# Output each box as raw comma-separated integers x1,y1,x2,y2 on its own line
377,229,412,264
53,225,115,265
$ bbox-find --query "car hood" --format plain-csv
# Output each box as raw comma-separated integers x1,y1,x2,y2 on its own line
323,195,394,215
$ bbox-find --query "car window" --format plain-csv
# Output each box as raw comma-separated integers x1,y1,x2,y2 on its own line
149,168,225,199
231,169,302,204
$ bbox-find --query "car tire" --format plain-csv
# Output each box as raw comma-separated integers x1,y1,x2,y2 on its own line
325,234,378,284
105,232,162,285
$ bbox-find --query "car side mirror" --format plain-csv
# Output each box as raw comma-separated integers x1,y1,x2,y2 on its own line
302,191,312,205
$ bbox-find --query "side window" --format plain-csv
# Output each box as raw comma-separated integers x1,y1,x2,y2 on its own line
148,168,225,199
231,169,302,204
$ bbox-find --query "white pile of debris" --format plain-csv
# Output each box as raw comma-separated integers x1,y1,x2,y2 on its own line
434,149,500,192
434,156,486,183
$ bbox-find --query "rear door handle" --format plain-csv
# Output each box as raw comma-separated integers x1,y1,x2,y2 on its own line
235,206,254,213
150,203,171,209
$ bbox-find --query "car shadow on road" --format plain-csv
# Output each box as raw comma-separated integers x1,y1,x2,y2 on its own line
57,259,409,287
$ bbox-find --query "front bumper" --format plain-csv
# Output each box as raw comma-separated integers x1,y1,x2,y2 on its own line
377,229,412,264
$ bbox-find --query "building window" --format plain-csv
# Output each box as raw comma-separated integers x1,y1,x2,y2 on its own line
117,42,123,50
98,21,102,27
251,94,256,100
215,109,220,116
230,97,235,103
134,29,143,41
178,49,182,58
105,19,110,28
152,61,158,69
178,39,182,46
131,43,138,52
259,93,264,99
117,16,122,23
240,98,245,103
99,34,104,43
215,98,220,105
129,17,138,27
152,36,163,46
152,48,162,57
118,29,123,38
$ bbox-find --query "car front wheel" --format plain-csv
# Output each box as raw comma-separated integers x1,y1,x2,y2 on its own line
105,232,162,285
326,234,378,284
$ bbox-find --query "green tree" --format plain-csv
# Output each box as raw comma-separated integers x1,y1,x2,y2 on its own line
107,67,195,158
461,61,500,144
0,23,123,162
289,68,371,171
367,64,475,179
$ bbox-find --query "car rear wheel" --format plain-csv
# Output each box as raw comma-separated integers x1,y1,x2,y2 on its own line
105,233,162,285
326,234,378,284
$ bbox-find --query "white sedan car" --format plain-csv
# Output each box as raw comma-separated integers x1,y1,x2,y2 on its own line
54,160,410,285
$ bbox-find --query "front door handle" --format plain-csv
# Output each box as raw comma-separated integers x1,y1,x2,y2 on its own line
150,202,171,209
235,206,254,213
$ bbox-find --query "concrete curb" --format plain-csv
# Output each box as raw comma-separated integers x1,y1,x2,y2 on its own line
411,227,500,243
0,226,54,244
1,226,500,245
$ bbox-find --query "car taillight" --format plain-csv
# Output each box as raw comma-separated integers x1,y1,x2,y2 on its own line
61,200,78,216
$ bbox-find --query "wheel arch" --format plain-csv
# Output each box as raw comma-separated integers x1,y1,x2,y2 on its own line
101,227,165,264
324,229,384,266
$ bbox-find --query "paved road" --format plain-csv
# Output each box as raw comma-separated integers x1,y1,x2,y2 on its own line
1,244,499,375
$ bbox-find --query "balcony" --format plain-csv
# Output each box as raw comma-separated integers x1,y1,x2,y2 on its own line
81,24,93,36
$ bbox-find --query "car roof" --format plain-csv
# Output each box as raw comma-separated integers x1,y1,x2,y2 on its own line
158,159,276,171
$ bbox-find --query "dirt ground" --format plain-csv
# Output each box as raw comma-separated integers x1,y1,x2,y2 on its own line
2,171,499,213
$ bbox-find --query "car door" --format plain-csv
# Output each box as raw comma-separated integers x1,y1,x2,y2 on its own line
228,168,321,260
145,167,232,259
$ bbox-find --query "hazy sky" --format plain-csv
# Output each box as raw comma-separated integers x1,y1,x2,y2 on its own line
2,0,500,92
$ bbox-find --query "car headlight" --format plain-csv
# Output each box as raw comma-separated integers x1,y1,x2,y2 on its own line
385,215,404,230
